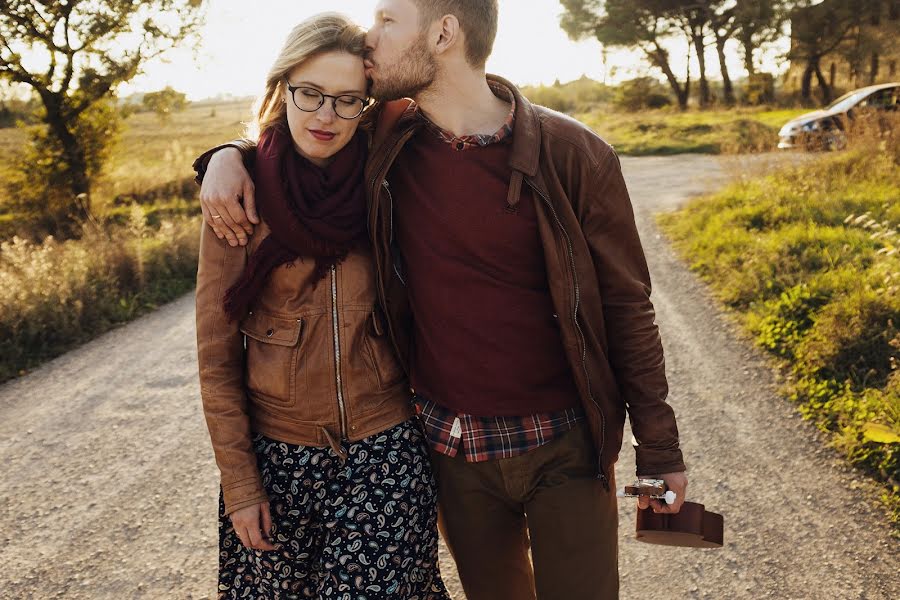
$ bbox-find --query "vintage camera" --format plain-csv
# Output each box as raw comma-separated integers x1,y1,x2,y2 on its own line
618,478,677,505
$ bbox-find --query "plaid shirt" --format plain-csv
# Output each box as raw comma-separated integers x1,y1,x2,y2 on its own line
415,80,516,150
409,81,584,463
416,397,584,462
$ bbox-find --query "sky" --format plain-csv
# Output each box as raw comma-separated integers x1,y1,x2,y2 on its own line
118,0,787,101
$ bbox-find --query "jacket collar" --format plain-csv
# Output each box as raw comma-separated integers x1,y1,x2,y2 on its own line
488,74,541,178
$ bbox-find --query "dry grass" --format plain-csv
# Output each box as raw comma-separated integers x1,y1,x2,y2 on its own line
0,209,201,382
0,101,251,382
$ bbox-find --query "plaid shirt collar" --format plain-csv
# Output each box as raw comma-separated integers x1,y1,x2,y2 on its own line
413,80,516,151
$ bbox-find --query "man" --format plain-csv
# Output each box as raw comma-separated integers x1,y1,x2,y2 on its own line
194,1,687,598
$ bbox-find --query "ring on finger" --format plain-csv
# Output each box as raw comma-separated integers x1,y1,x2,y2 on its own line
212,214,223,219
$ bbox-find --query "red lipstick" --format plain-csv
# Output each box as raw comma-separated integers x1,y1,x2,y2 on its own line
309,129,336,141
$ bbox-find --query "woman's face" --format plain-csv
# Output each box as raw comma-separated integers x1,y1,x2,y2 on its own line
283,51,368,167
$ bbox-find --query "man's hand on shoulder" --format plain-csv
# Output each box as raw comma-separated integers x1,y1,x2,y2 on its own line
200,147,258,247
636,471,688,514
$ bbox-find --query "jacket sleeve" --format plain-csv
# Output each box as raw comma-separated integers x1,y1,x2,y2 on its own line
192,138,258,185
579,146,686,476
195,221,268,514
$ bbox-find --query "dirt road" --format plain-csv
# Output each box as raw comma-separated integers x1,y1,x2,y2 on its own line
1,153,897,599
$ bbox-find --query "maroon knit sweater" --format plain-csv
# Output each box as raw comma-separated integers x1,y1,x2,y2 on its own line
389,129,580,416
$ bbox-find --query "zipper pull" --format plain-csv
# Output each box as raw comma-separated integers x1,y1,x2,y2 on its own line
598,472,610,491
597,459,610,491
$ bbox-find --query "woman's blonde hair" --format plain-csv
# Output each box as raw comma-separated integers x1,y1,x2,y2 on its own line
248,13,367,139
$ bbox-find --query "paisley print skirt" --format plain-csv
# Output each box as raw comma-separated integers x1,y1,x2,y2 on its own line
217,418,449,599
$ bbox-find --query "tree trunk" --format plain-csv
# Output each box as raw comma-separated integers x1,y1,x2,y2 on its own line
814,61,832,104
801,60,816,105
716,36,736,106
740,31,756,76
42,101,94,229
692,31,710,108
649,47,689,110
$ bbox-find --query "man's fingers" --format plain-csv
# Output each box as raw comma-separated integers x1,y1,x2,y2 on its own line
210,200,242,247
224,193,254,237
637,496,650,510
650,496,685,514
200,203,225,240
243,181,260,225
219,198,250,245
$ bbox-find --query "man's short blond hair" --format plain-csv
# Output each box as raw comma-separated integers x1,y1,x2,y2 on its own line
413,0,498,68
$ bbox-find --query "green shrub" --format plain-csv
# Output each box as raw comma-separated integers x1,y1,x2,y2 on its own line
659,140,900,527
521,77,613,115
613,77,673,112
751,284,831,359
797,291,900,389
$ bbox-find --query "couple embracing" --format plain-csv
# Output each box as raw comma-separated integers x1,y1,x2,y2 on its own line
194,1,687,599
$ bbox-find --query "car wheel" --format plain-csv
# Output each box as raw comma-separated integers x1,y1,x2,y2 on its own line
823,130,847,151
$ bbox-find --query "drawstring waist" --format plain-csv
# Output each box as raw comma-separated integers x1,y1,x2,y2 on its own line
320,426,348,463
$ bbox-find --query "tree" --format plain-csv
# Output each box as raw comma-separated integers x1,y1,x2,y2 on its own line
788,0,861,104
561,0,693,110
667,0,713,108
142,86,188,122
733,0,788,77
0,0,204,236
613,76,673,110
703,1,738,106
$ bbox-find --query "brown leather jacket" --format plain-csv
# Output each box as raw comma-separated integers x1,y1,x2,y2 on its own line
195,74,686,491
195,219,414,515
364,76,685,486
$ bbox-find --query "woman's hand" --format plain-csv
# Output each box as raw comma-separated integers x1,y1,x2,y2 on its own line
230,501,277,551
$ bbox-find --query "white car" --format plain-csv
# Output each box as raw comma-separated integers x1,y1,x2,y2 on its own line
777,82,899,150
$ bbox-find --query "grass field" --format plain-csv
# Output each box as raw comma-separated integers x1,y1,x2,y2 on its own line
0,100,253,229
579,107,810,155
0,103,812,199
658,137,900,526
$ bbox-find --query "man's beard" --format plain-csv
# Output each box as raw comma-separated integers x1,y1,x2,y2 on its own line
370,34,437,101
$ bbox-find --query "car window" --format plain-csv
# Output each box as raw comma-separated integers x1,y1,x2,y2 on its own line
862,89,894,108
826,91,865,112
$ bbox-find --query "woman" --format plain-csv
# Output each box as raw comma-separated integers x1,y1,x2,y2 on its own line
195,13,448,599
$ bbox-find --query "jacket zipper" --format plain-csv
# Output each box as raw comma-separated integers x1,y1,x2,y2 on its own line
527,179,609,490
384,180,394,245
330,265,347,438
382,180,407,285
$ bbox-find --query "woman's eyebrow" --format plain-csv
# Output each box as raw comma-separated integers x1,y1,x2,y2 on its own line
293,81,366,96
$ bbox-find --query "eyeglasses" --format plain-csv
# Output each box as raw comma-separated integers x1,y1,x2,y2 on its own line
286,83,368,120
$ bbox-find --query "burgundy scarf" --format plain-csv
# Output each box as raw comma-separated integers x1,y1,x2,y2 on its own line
223,126,368,321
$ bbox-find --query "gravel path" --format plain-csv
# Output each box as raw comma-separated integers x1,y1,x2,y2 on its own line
1,153,897,599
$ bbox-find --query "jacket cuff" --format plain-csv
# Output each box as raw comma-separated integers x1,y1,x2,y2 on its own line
635,448,686,477
192,139,258,185
221,476,268,515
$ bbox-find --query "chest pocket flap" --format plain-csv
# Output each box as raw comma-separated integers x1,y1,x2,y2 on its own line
240,312,302,347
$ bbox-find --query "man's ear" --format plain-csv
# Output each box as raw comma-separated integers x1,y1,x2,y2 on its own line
433,14,461,56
